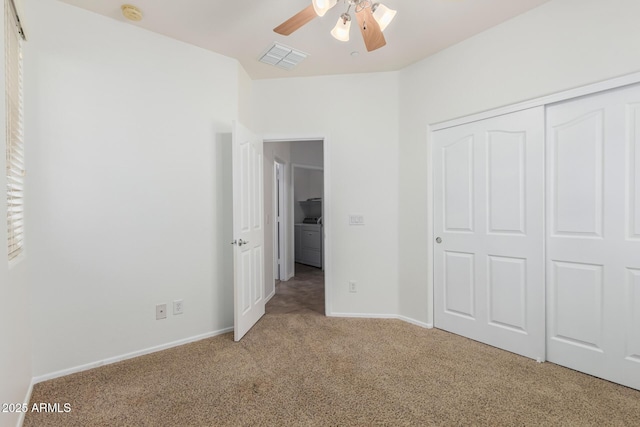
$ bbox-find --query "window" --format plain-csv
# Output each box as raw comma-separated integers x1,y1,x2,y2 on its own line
5,0,24,261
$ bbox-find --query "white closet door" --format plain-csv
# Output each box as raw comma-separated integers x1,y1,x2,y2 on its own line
546,85,640,390
433,107,545,361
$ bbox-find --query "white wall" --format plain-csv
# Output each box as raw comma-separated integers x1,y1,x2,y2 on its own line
24,0,238,377
254,73,399,316
291,140,324,168
0,261,31,427
294,169,323,223
238,65,254,130
0,1,32,424
397,0,640,325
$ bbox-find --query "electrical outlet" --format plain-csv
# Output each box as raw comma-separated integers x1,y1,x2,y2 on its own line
173,299,184,315
349,280,357,293
156,304,167,320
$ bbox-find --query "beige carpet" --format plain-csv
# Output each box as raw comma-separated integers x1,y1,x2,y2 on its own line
25,266,640,426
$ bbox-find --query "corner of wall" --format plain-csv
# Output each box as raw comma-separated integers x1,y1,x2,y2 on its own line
237,63,254,130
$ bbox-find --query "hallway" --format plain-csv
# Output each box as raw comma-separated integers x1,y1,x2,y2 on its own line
266,264,324,315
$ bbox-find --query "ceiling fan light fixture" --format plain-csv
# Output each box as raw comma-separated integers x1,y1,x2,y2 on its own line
273,0,392,52
372,3,396,32
312,0,338,17
330,13,351,42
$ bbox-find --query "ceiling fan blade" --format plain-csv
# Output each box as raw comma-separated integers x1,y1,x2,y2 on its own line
355,7,386,52
274,4,317,36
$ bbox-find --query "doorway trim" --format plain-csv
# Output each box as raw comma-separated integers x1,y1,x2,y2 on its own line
273,158,286,282
264,134,332,315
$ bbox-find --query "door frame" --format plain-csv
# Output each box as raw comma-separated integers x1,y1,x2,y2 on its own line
264,134,332,315
273,158,286,281
427,71,640,342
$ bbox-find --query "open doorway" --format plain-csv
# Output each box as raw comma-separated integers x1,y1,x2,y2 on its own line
263,139,326,315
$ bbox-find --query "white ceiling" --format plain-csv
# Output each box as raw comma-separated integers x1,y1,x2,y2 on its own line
55,0,551,80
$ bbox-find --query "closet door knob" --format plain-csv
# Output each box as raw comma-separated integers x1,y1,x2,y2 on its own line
436,237,442,244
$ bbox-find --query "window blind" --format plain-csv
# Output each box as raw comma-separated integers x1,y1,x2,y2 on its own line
6,0,24,261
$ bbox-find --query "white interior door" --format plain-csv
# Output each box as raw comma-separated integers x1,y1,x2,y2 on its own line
232,121,265,341
433,107,545,360
546,84,640,390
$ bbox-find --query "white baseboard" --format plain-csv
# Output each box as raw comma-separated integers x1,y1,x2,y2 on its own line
16,379,35,427
29,314,432,391
397,315,433,329
32,327,233,384
265,289,276,303
328,312,398,320
328,312,433,329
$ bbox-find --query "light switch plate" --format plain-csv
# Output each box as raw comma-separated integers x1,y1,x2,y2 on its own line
349,215,364,225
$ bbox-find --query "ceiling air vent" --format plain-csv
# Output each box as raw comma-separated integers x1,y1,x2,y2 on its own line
259,43,309,70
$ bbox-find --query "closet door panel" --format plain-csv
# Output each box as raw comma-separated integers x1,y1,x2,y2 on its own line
626,268,640,363
443,136,474,233
550,111,604,237
546,84,640,391
487,131,526,235
629,104,640,239
434,107,545,361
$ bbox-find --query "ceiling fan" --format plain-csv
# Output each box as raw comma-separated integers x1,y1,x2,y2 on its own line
273,0,397,52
